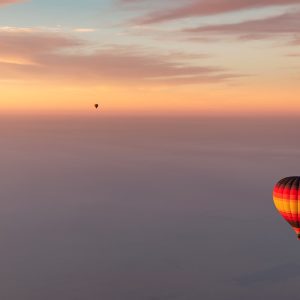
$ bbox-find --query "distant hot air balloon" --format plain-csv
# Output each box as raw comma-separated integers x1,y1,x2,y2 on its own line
273,176,300,239
94,104,99,109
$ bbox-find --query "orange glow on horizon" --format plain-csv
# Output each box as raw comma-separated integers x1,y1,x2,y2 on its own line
1,79,300,116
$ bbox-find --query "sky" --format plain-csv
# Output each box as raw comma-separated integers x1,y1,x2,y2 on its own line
0,0,300,114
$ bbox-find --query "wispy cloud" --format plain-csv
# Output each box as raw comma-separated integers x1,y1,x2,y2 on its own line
290,37,300,45
126,0,300,25
0,26,36,33
286,53,300,57
0,32,83,56
0,0,24,6
0,31,239,85
73,28,96,33
183,11,300,42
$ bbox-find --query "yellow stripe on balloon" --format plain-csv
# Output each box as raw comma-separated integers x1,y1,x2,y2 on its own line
274,197,299,214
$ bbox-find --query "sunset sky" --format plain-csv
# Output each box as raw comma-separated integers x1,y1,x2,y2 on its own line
1,0,300,114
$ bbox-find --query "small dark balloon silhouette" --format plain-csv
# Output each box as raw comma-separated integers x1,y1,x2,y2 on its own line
94,104,99,109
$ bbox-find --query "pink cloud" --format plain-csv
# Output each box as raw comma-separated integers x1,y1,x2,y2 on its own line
0,32,82,56
290,38,300,45
0,0,24,6
129,0,300,25
183,11,300,42
286,53,300,57
0,32,239,85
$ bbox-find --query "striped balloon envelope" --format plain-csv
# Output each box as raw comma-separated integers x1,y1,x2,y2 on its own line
273,177,300,239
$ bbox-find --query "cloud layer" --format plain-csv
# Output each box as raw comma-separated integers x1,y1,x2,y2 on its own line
184,11,300,41
128,0,300,24
0,0,23,6
0,31,237,85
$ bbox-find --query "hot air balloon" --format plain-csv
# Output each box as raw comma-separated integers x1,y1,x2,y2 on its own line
94,104,99,109
273,176,300,239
